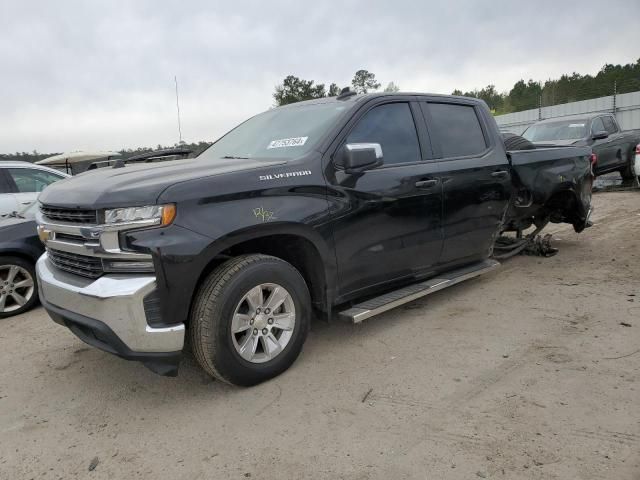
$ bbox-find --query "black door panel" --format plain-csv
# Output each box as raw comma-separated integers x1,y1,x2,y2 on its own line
329,165,442,295
436,156,511,264
326,100,443,298
421,100,511,265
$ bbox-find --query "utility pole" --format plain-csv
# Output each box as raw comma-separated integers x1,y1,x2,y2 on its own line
174,76,183,144
538,95,542,121
613,80,617,118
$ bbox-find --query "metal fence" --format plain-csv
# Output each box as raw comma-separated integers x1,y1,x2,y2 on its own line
495,90,640,135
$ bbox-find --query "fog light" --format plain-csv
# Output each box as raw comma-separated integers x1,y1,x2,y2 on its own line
102,260,155,273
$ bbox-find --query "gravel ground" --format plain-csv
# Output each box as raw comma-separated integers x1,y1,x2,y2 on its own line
0,191,638,480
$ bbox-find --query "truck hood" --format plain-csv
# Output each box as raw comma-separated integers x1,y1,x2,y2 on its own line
38,157,287,209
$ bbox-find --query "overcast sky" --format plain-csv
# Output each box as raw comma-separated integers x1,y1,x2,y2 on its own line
1,0,638,153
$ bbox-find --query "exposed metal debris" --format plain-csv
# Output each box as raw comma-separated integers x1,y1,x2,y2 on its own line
493,222,558,260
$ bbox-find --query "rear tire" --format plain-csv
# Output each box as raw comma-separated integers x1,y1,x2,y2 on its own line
0,256,39,319
190,254,310,386
502,132,535,151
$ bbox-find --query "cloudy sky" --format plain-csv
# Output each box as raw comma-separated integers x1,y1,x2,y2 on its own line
1,0,638,153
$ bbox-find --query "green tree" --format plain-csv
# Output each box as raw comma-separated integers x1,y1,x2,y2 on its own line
383,81,400,92
273,75,327,106
351,69,381,94
327,83,341,97
507,79,542,112
475,85,504,111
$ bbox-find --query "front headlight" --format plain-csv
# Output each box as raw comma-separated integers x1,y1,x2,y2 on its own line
104,204,176,226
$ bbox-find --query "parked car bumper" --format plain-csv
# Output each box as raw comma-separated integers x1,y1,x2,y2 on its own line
36,254,185,375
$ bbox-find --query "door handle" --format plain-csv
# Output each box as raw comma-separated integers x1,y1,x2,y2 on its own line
415,179,439,188
491,170,509,178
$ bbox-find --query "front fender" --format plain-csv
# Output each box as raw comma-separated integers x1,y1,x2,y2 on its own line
0,242,44,263
128,176,336,325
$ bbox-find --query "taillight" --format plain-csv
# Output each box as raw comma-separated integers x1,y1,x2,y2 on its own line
635,144,640,155
590,153,598,166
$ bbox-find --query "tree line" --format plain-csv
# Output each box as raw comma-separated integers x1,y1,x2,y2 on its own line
273,69,399,106
452,58,640,114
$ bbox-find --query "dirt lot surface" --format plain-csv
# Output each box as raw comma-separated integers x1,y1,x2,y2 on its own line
1,191,639,479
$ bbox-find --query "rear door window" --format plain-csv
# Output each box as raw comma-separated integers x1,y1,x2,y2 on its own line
425,103,487,158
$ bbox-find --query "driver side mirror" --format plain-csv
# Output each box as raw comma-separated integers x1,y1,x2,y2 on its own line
342,143,383,173
592,130,608,140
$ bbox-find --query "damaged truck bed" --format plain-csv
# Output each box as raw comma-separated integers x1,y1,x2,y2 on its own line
496,145,593,258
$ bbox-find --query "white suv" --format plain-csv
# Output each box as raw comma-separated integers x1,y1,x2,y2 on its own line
0,161,69,217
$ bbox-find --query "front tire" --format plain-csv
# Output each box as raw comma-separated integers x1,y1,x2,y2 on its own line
190,254,310,386
620,158,635,181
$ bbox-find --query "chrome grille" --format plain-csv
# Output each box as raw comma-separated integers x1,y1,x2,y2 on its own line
41,205,98,224
47,248,104,279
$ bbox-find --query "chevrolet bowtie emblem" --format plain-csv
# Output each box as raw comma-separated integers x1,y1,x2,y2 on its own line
80,227,102,239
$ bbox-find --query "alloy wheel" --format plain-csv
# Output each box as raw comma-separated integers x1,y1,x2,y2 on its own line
0,265,35,313
231,283,296,363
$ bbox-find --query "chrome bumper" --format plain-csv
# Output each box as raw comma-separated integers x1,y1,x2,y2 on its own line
37,254,185,353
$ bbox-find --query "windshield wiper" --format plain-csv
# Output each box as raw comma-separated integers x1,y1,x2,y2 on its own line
221,155,251,160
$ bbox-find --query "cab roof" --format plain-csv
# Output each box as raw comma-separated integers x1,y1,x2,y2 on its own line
277,91,485,109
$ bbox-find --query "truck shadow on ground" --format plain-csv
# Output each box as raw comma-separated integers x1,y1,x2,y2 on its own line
33,250,568,412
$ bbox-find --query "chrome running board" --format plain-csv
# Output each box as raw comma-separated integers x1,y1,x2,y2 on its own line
339,259,500,323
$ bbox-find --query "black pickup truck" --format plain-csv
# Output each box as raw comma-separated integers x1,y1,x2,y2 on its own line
35,91,592,385
522,113,640,179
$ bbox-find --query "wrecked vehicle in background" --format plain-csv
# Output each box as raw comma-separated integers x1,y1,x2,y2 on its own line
35,91,593,386
522,113,640,180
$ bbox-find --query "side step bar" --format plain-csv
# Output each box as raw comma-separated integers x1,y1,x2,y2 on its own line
339,259,500,323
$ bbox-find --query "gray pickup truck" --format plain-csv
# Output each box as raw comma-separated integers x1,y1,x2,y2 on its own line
522,113,640,179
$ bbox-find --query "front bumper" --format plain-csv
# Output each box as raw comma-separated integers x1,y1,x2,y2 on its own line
37,254,185,375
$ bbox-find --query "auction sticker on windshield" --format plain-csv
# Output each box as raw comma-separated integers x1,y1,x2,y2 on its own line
267,137,308,149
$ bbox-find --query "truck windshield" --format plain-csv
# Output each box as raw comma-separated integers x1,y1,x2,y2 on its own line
199,102,350,161
523,120,588,142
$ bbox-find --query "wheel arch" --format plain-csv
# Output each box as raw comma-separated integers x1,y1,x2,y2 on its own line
189,224,336,322
0,248,40,265
544,187,588,226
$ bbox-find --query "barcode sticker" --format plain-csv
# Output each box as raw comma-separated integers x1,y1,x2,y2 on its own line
267,137,308,149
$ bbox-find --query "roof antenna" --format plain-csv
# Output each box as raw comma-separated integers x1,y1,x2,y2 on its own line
174,75,183,144
337,87,357,100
